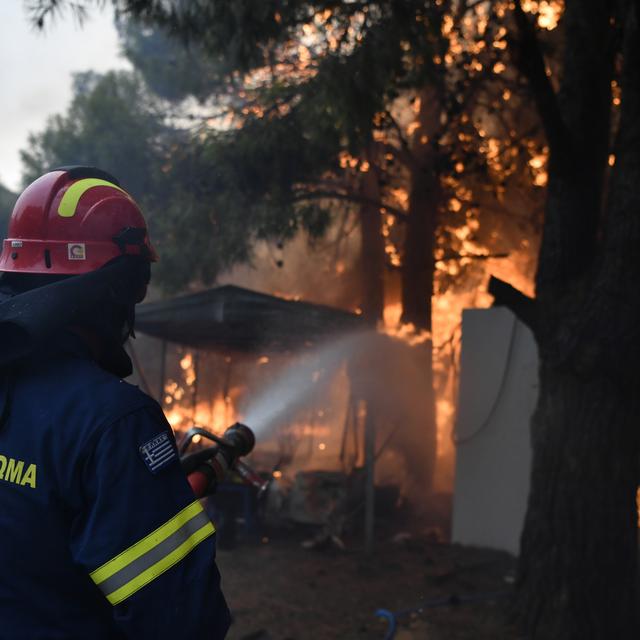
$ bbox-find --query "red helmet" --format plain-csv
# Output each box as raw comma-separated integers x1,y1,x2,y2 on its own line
0,166,157,275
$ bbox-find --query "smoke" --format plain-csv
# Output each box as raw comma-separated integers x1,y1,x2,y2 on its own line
218,227,362,311
235,329,438,500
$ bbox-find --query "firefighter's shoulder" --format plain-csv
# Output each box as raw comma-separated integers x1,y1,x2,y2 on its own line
8,346,166,501
20,346,160,442
60,355,158,429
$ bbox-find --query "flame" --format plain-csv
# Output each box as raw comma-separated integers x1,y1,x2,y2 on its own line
377,231,535,493
382,303,432,347
158,1,550,499
164,351,239,435
166,396,238,435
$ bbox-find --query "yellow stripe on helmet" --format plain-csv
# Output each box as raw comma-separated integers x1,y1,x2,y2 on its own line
57,178,128,218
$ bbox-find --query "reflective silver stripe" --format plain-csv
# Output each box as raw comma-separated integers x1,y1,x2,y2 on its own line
95,509,212,599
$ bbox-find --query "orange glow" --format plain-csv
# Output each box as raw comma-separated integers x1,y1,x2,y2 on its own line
147,2,552,505
282,424,331,438
382,303,432,347
529,148,549,186
164,351,240,435
522,0,563,30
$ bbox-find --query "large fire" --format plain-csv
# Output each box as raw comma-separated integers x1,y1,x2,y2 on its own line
160,239,532,498
154,0,554,494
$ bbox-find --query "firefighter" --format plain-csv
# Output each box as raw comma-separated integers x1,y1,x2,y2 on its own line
0,167,230,638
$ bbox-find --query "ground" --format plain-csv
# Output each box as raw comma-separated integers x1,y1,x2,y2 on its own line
217,530,521,640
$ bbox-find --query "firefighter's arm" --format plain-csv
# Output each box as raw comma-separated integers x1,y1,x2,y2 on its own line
70,404,230,639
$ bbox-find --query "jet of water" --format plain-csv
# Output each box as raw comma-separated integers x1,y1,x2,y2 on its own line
242,332,369,437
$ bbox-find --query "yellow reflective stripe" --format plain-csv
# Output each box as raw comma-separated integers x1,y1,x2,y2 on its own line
90,500,205,584
105,520,214,605
57,178,127,218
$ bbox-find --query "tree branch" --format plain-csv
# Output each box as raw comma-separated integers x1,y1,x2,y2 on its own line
372,140,413,169
440,251,510,261
291,190,409,221
510,1,567,152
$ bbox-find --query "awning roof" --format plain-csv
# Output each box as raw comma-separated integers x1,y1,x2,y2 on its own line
135,285,364,353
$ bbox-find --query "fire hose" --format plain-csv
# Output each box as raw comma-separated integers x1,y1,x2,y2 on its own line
375,590,510,640
179,422,269,498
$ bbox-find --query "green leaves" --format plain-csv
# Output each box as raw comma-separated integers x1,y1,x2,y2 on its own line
118,21,228,103
22,0,545,299
0,184,17,236
20,70,169,198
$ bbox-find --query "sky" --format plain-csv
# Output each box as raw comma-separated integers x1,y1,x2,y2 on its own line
0,2,131,192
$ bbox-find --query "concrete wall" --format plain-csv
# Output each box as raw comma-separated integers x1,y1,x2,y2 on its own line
452,307,538,555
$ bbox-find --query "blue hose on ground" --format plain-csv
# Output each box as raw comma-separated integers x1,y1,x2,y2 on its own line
375,590,510,640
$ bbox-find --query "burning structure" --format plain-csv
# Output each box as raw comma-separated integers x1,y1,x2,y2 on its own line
130,284,444,545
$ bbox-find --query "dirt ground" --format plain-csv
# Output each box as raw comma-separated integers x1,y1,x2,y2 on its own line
217,530,521,640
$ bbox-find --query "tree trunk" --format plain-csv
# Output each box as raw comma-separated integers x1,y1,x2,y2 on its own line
398,86,442,494
400,164,438,494
517,367,639,638
515,2,640,637
400,87,441,332
358,158,386,325
400,168,437,331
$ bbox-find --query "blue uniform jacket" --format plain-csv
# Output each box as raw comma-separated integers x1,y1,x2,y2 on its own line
0,337,230,639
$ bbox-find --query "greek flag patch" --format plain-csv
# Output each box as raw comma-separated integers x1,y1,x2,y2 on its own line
139,432,177,474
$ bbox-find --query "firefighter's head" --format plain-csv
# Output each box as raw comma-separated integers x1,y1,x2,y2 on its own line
0,167,157,373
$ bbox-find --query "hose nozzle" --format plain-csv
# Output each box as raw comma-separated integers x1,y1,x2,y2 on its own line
180,422,260,498
221,422,255,458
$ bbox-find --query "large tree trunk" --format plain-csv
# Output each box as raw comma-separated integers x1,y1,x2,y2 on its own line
514,2,640,637
401,168,437,331
400,164,438,494
400,87,440,332
358,158,386,324
398,87,442,494
517,368,639,638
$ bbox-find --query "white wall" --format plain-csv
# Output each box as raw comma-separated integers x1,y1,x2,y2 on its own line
452,307,538,555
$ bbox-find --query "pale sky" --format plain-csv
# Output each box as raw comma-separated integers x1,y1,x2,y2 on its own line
0,2,131,191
